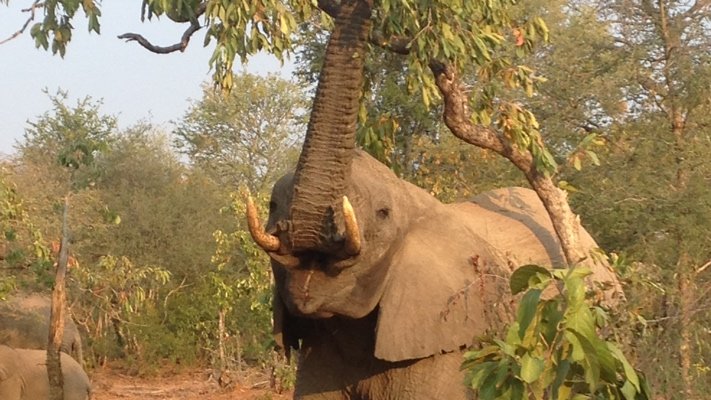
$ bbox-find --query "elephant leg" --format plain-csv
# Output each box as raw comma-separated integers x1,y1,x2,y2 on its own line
0,378,22,400
294,344,352,400
353,351,473,400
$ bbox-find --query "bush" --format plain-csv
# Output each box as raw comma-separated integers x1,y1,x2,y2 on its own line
463,265,651,400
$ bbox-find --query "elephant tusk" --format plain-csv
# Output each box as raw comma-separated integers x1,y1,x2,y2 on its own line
342,196,362,255
246,195,281,252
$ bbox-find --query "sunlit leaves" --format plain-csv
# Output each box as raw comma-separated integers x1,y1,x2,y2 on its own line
0,174,50,277
29,0,101,56
200,0,310,93
568,133,604,171
356,101,398,164
18,90,115,191
211,191,272,313
463,265,651,400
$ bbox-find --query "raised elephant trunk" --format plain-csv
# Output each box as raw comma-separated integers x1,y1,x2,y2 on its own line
287,0,372,254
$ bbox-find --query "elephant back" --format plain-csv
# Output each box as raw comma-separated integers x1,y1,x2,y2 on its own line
0,293,84,365
12,348,91,400
461,187,624,304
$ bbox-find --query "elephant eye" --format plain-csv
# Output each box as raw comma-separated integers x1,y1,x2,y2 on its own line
376,207,390,220
269,201,277,213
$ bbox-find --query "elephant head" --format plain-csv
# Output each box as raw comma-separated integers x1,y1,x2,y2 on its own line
245,0,515,366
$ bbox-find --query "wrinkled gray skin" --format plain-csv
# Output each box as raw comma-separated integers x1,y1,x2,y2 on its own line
0,345,91,400
0,293,84,366
264,151,623,400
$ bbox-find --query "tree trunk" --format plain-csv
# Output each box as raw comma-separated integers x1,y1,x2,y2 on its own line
289,0,373,253
48,194,70,400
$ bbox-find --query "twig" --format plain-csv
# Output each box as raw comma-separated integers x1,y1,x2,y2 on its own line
696,259,711,274
0,0,43,45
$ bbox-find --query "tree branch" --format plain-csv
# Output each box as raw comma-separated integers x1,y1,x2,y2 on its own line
0,1,43,45
697,259,711,274
369,31,410,55
428,60,519,166
317,0,340,18
118,20,201,54
429,60,596,269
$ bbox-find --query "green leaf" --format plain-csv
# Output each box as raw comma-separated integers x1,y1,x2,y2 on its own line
517,289,541,339
564,329,585,362
607,343,640,390
467,361,498,389
510,264,552,294
520,353,544,383
510,379,524,400
621,380,637,400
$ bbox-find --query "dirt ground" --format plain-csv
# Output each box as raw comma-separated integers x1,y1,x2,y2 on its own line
90,366,293,400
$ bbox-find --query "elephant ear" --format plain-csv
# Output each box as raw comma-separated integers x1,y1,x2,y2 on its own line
374,209,514,362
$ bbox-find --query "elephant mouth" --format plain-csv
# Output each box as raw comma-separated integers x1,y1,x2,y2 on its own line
280,263,371,318
248,196,363,268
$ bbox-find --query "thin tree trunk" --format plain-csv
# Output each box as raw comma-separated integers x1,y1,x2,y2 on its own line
218,307,227,372
48,193,70,400
677,254,694,400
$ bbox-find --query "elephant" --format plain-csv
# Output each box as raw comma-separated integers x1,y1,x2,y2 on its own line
245,0,622,398
0,293,84,365
250,150,623,399
0,345,91,400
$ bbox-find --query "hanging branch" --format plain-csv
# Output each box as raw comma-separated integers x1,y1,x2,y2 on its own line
117,3,206,54
118,20,201,54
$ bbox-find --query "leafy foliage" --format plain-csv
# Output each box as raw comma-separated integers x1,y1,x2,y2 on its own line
206,191,274,366
173,73,305,193
463,265,651,400
71,254,171,363
0,171,52,285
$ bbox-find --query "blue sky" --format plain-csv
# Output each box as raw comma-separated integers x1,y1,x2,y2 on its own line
0,2,293,157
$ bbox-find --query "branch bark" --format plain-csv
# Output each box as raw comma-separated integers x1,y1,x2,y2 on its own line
47,193,70,400
429,61,587,266
118,20,201,53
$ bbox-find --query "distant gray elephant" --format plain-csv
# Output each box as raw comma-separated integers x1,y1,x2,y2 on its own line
0,345,91,400
0,293,84,365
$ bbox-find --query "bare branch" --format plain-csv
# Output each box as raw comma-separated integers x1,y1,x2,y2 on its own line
428,61,513,163
118,20,201,54
118,2,207,54
0,1,43,45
